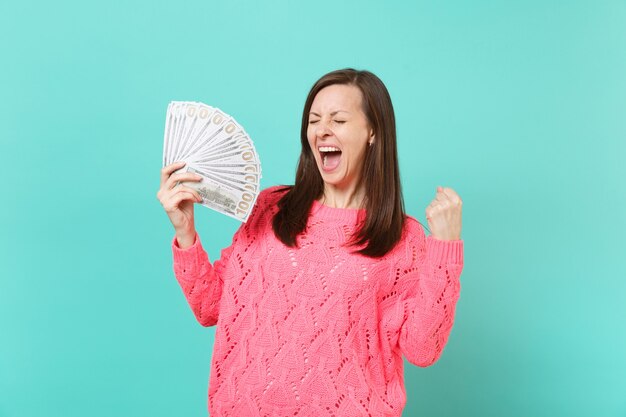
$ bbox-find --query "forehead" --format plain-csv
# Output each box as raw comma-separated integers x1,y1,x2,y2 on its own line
310,84,363,112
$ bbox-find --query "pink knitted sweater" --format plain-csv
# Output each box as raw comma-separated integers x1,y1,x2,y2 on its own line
171,186,464,417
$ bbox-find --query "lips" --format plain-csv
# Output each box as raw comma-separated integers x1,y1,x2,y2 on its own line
318,146,342,171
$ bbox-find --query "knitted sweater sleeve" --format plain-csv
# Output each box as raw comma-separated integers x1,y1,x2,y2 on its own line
170,188,272,327
380,220,464,367
171,227,242,327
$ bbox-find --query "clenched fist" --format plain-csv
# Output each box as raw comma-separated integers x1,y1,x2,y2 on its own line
425,186,463,241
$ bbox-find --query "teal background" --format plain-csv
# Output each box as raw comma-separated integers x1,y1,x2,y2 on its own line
1,0,625,416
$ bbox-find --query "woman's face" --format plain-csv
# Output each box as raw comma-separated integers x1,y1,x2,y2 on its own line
307,84,374,192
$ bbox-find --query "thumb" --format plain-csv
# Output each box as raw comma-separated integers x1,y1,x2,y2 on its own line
437,186,443,192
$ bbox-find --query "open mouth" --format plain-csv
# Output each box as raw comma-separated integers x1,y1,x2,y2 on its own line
319,146,342,171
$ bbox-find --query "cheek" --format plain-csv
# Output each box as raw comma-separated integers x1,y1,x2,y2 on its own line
306,131,315,148
348,148,366,169
345,133,369,160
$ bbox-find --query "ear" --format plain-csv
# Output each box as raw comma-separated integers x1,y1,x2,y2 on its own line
369,129,375,142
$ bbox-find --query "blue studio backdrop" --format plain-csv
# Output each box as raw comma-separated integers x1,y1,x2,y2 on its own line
1,1,625,416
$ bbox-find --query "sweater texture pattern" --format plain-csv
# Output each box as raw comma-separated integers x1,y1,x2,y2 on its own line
171,186,464,417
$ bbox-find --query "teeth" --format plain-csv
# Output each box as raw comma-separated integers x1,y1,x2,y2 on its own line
319,146,340,152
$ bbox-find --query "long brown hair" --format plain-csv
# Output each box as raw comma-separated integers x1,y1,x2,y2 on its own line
272,68,405,258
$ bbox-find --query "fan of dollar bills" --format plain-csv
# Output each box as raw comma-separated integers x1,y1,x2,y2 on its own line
162,101,262,222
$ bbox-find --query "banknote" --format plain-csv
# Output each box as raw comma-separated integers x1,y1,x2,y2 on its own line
162,101,261,222
173,102,216,164
177,165,259,222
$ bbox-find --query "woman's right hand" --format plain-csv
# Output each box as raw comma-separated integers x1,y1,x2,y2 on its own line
157,161,203,248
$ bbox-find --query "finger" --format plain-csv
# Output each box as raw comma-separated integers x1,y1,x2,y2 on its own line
164,191,200,212
164,192,195,213
165,172,203,191
159,184,202,206
172,184,203,202
435,192,447,202
163,184,202,203
425,203,438,218
441,187,462,205
427,199,438,208
441,187,457,199
436,188,457,205
160,161,187,185
427,199,450,217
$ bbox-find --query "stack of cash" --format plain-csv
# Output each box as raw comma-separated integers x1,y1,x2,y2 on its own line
162,101,262,222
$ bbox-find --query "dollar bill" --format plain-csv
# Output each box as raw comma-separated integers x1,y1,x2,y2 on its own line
177,165,259,222
162,101,262,222
174,102,217,163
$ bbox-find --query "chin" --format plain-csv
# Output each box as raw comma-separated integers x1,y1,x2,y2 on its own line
320,172,351,189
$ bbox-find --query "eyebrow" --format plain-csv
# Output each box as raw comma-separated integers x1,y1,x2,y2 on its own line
309,110,350,117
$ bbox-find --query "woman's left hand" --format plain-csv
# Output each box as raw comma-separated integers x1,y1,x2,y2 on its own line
425,186,463,241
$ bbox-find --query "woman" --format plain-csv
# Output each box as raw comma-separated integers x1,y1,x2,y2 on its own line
157,68,464,416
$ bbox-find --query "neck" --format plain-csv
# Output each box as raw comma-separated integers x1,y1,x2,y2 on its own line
320,181,366,209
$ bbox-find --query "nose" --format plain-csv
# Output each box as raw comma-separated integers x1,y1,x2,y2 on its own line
315,119,332,139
